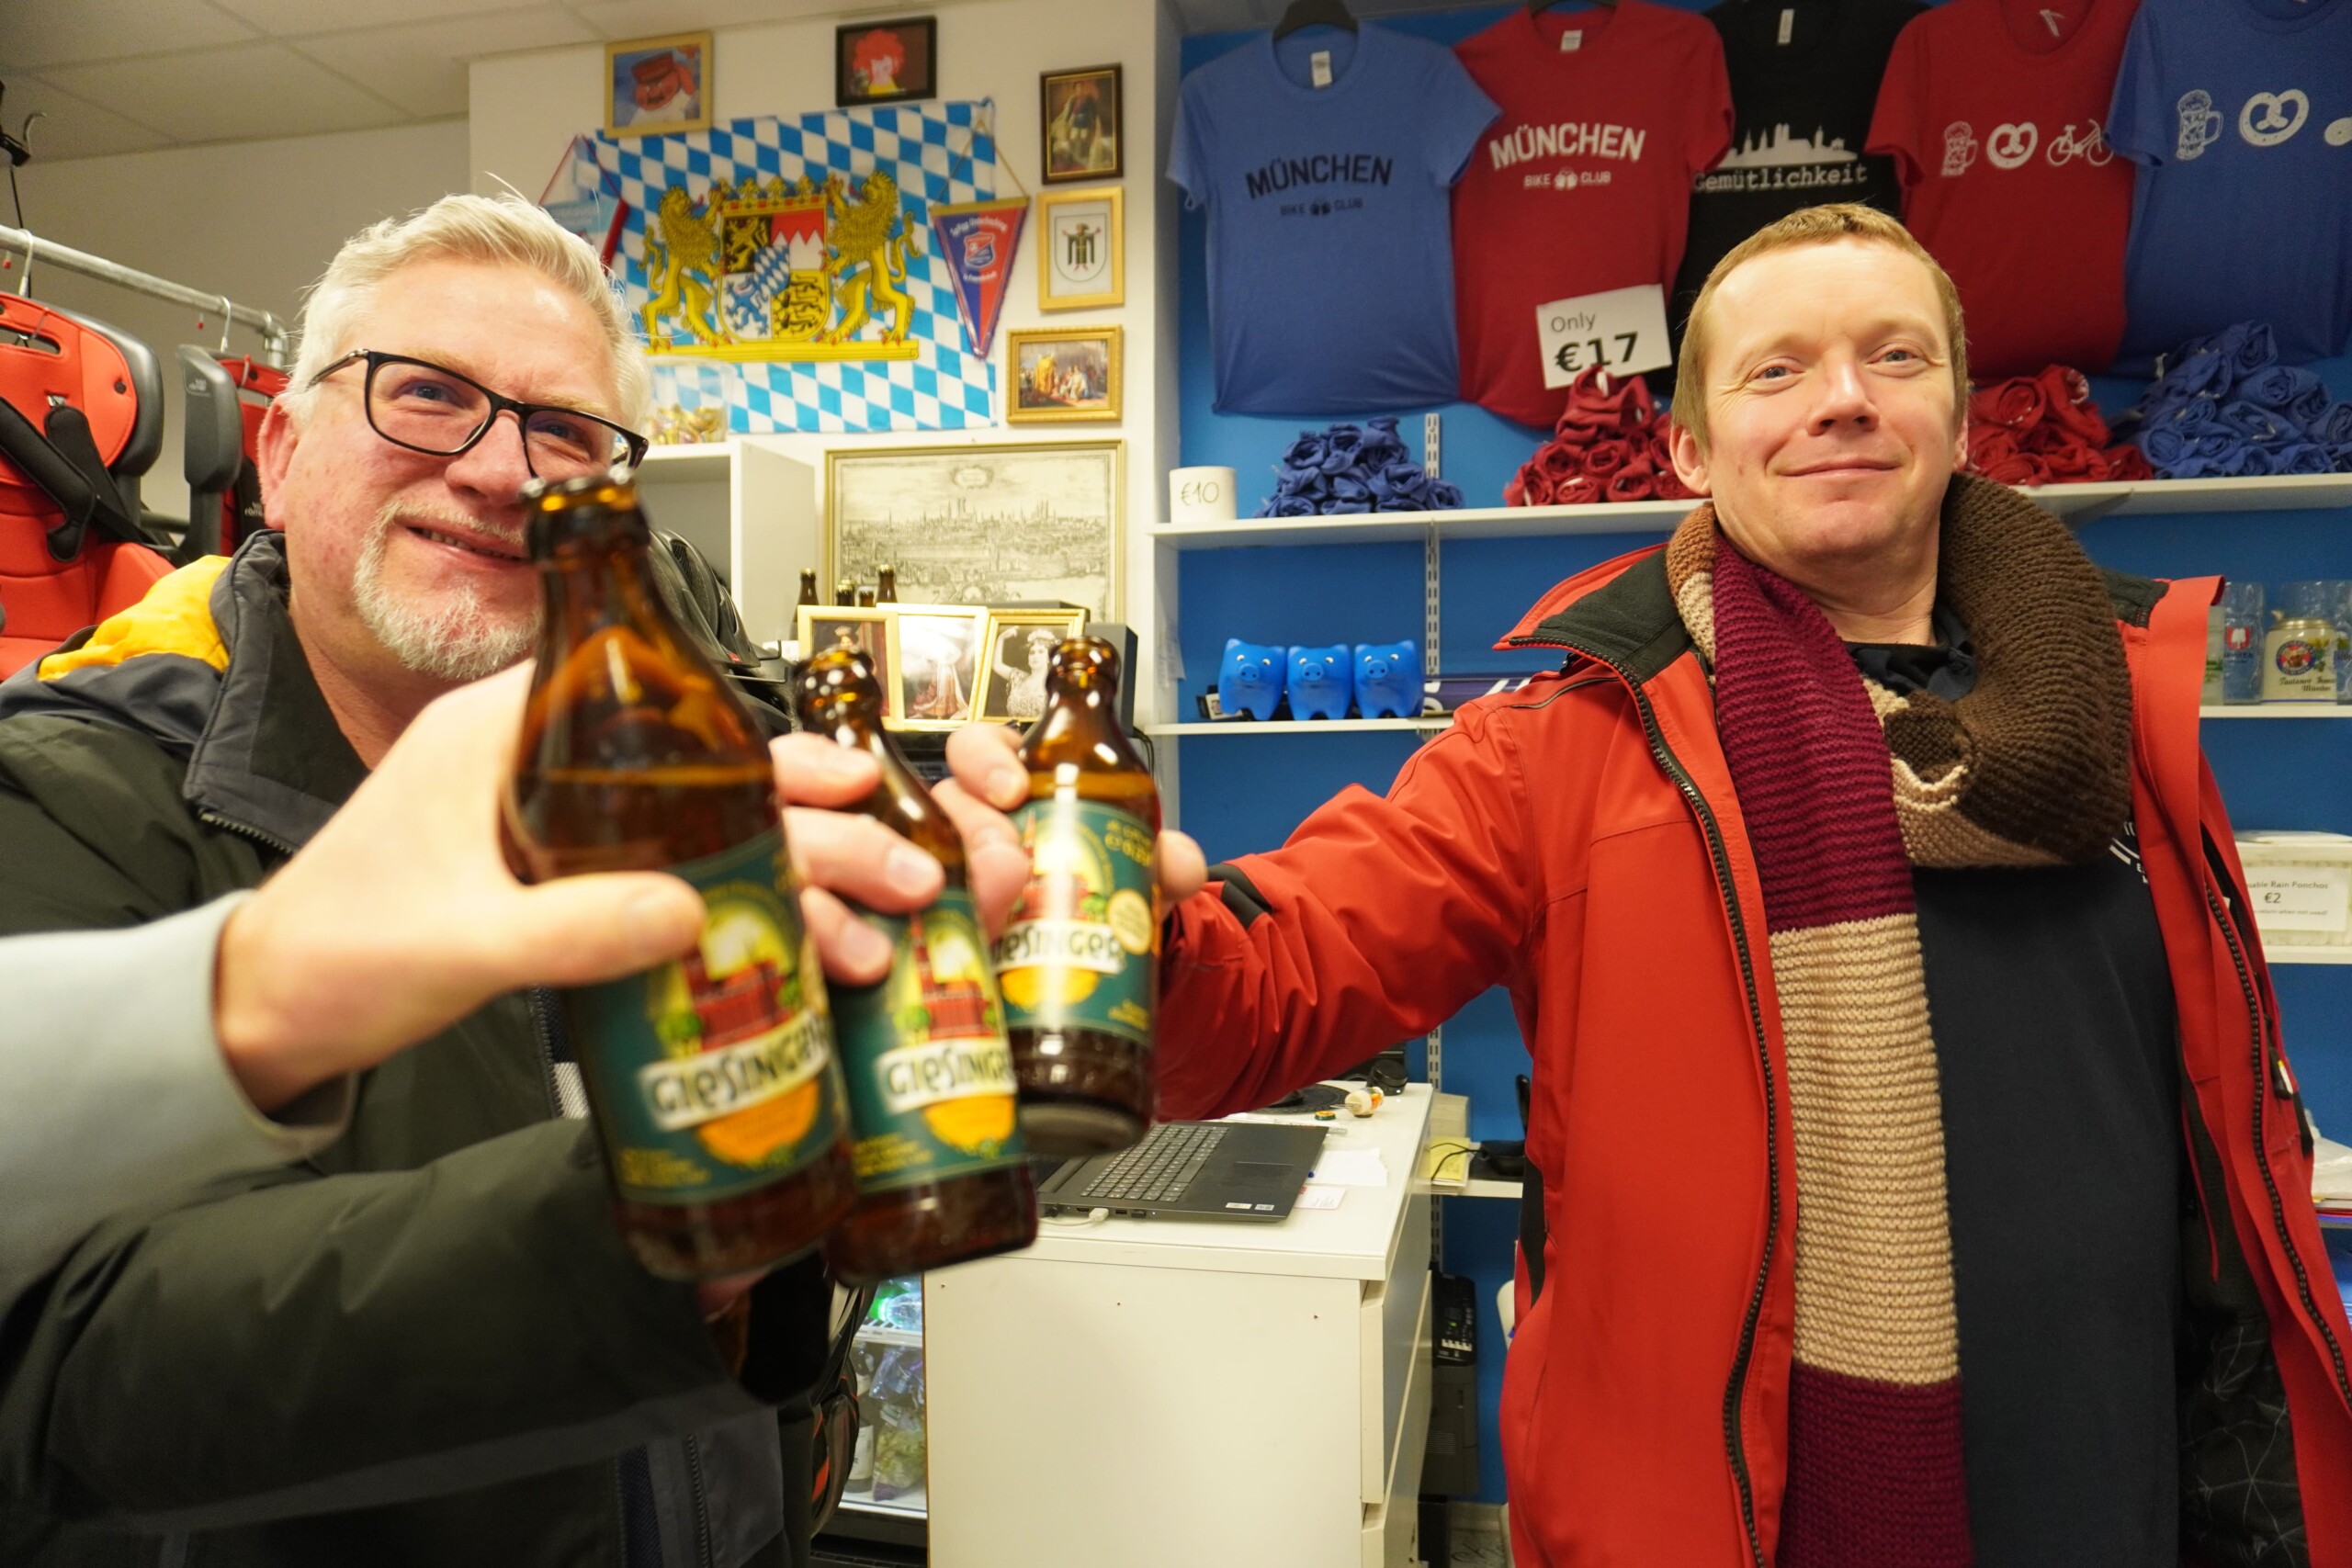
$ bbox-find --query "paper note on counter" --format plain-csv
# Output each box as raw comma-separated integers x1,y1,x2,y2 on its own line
1295,1186,1346,1210
1310,1148,1388,1188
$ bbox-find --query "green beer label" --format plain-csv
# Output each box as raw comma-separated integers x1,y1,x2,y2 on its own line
995,796,1157,1044
571,826,843,1207
836,887,1026,1194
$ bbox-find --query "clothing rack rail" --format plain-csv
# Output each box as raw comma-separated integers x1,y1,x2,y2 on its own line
0,223,290,367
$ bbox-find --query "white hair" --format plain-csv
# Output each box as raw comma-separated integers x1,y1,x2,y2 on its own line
286,193,649,433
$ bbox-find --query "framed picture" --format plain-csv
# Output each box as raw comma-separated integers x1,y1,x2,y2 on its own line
1007,326,1122,423
889,604,989,728
828,440,1124,619
1041,64,1123,183
1037,186,1123,311
606,33,710,138
836,17,936,107
978,609,1087,724
796,606,894,695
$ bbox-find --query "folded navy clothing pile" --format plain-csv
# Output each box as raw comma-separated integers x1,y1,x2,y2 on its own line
2124,322,2352,479
1255,416,1465,517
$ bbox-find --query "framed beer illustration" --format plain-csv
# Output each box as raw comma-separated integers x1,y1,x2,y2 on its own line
1037,186,1123,311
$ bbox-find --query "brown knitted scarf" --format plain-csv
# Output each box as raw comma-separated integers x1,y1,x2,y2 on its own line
1664,473,2134,1566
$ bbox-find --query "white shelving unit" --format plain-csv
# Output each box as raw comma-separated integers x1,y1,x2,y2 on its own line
2201,705,2352,718
1150,471,2352,552
2273,948,2352,965
631,439,818,650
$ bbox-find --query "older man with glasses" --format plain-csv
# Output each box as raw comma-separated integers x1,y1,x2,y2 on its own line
0,195,1031,1568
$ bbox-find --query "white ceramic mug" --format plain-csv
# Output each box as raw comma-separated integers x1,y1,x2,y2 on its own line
1169,466,1238,525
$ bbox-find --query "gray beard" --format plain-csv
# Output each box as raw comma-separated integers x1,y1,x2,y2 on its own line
349,501,538,683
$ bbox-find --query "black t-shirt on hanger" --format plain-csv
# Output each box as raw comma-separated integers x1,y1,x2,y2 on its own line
1671,0,1926,334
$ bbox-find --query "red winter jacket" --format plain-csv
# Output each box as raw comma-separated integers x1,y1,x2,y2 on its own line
1159,538,2352,1567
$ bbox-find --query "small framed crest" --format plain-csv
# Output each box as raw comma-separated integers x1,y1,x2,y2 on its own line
837,17,937,107
1007,326,1122,423
888,604,989,729
607,33,710,139
1037,186,1123,312
1041,64,1123,183
978,610,1088,724
797,606,895,695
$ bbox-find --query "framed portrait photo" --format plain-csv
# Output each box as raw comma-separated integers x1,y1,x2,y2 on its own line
828,440,1124,620
978,609,1086,725
1007,326,1122,424
889,604,989,729
606,33,711,139
1041,64,1123,184
1037,186,1123,312
796,606,894,695
836,17,937,107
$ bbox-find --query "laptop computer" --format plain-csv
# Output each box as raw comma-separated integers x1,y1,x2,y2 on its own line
1034,1121,1329,1222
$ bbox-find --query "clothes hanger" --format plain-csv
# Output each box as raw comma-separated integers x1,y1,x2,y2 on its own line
1273,0,1359,41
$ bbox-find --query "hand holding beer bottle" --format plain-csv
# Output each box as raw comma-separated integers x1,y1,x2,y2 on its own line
794,649,1036,1282
503,473,854,1280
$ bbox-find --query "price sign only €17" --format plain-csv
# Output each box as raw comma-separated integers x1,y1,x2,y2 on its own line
1535,284,1673,390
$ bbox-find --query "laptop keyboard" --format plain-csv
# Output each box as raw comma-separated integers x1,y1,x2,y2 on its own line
1078,1124,1226,1204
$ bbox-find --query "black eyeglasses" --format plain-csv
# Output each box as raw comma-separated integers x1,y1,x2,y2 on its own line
308,350,649,479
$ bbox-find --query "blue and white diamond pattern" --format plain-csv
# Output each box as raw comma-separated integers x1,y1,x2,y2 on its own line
576,101,1001,434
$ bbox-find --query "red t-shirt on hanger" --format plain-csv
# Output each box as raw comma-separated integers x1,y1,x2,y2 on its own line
1452,1,1734,430
1866,0,2142,379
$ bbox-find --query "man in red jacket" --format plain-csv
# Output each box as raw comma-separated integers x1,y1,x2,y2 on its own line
986,203,2352,1566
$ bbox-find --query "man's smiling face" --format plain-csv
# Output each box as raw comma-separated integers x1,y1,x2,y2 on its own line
1670,237,1966,586
259,256,621,689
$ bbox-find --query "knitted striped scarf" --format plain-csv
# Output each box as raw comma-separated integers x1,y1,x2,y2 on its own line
1663,475,2134,1567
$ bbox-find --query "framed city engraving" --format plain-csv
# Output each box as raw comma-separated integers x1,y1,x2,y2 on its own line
1036,186,1123,311
827,440,1124,620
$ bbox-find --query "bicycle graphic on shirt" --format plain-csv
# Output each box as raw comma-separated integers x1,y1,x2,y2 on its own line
2043,119,2114,168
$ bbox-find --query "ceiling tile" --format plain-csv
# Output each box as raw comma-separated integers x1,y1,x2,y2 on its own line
294,8,596,118
43,42,406,146
211,0,551,39
0,0,257,71
0,73,171,163
566,0,917,40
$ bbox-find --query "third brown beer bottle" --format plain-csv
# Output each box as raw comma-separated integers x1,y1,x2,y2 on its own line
794,648,1036,1282
503,473,854,1280
996,636,1159,1155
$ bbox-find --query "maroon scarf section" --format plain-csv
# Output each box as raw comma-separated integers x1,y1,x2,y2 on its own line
1709,541,1973,1568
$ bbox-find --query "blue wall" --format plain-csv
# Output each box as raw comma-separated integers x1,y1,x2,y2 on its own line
1173,6,2352,1508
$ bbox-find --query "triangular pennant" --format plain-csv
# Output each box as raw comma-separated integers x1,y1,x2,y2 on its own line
929,196,1029,360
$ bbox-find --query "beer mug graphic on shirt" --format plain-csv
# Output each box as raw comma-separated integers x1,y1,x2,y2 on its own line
2176,90,2223,160
1940,120,1980,177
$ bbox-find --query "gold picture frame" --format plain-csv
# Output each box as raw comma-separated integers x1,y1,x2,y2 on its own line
1007,325,1122,423
825,440,1125,621
977,609,1088,725
606,32,712,139
888,604,989,729
795,605,894,695
1037,186,1124,311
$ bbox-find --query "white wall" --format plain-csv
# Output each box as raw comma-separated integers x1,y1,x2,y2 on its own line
12,119,472,522
469,0,1181,714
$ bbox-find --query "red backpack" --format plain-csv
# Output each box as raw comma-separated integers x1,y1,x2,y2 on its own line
0,296,171,678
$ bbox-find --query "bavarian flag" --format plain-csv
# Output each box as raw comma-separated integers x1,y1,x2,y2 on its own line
930,197,1028,360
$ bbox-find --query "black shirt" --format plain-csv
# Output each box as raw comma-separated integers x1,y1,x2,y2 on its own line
1673,0,1925,333
1849,626,2184,1568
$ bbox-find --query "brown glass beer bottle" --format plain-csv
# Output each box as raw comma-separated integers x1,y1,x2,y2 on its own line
793,649,1037,1282
797,569,820,606
835,578,856,606
503,473,854,1280
876,565,899,604
995,637,1159,1155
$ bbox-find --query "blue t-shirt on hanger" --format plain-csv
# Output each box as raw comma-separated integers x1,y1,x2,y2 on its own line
2108,0,2352,368
1170,24,1498,416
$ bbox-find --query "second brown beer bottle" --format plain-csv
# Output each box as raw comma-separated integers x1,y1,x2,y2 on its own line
503,473,854,1280
794,648,1037,1282
996,636,1159,1156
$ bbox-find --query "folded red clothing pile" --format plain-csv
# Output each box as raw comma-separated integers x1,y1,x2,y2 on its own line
1505,367,1695,507
1964,365,2152,487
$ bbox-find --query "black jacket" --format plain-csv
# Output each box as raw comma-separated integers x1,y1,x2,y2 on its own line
0,531,830,1568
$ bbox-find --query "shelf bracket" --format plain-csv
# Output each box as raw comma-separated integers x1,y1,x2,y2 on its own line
1424,524,1441,674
